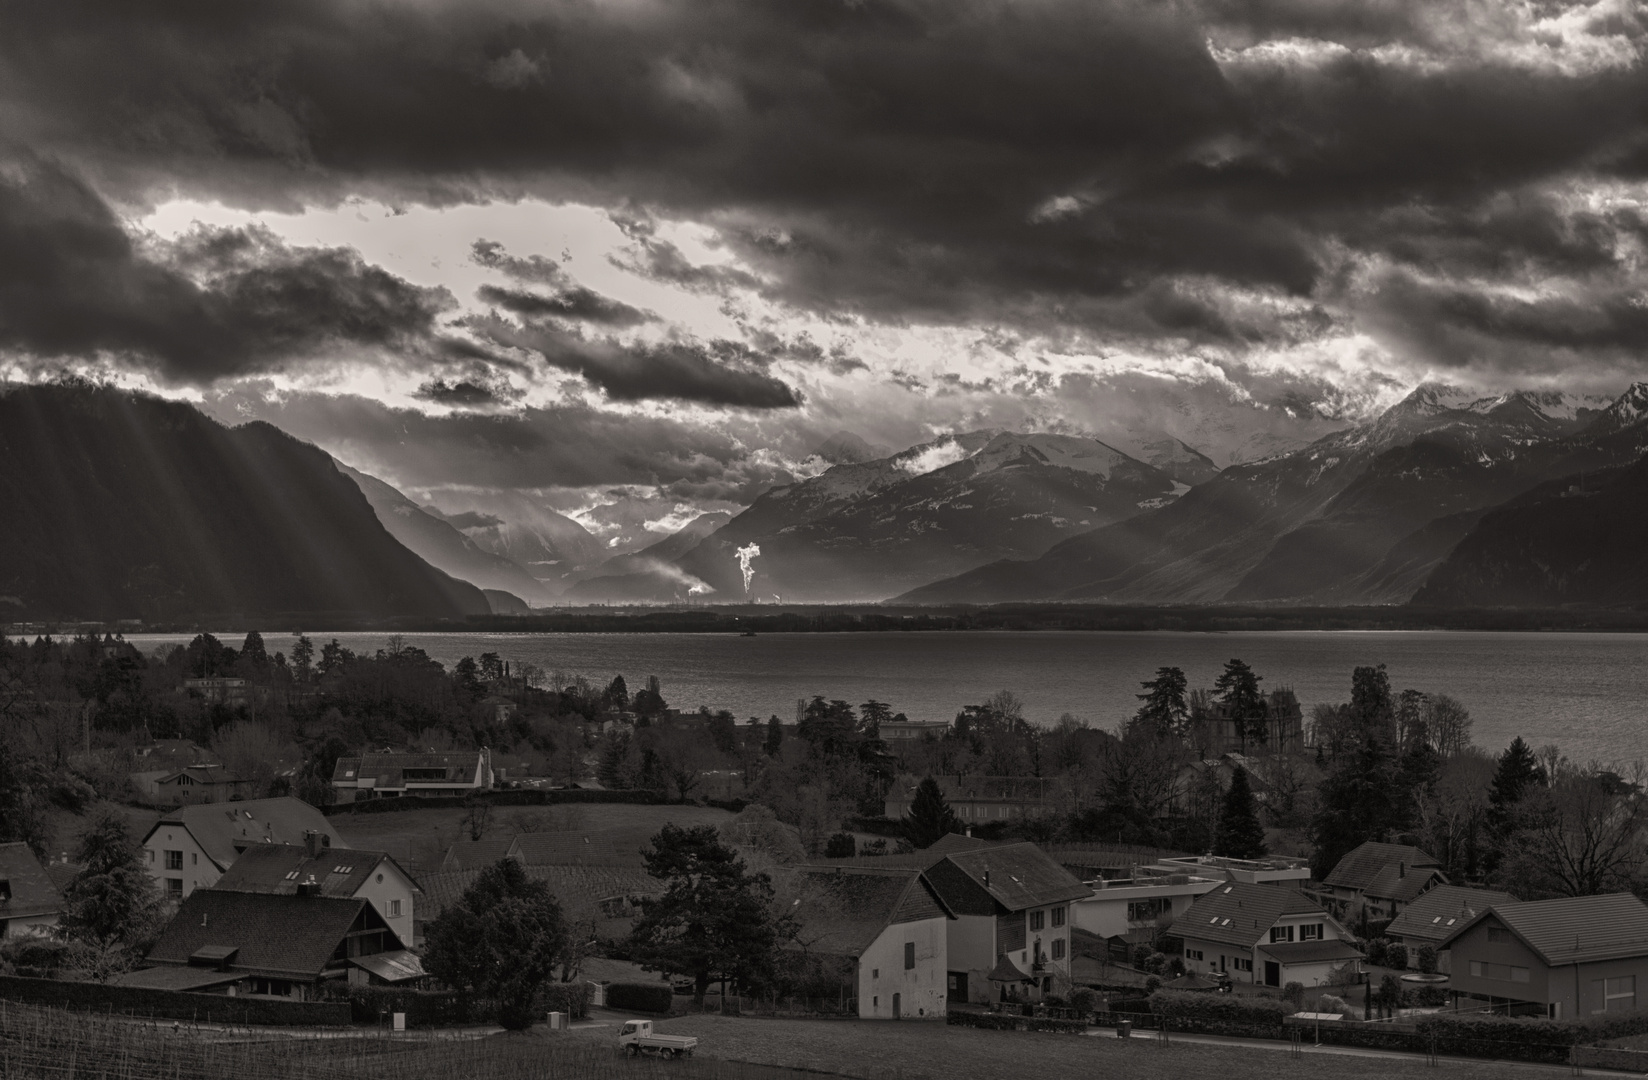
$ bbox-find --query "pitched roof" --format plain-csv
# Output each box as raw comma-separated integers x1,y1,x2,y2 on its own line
509,829,656,868
937,843,1090,912
789,865,953,958
1387,885,1519,944
213,844,417,900
1259,939,1363,964
1179,881,1329,949
157,766,243,786
111,966,244,991
347,949,427,984
143,798,345,871
1323,842,1441,893
145,891,394,979
0,842,63,920
440,838,515,871
1438,893,1648,966
1365,863,1447,904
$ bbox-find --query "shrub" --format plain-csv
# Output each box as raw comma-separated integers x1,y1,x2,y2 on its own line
1385,942,1409,970
1315,994,1353,1018
1413,984,1447,1007
1168,957,1186,977
1144,975,1163,993
1416,944,1438,974
1282,982,1305,1009
1144,952,1169,975
947,1011,1087,1033
1148,989,1289,1036
539,981,594,1020
1068,988,1098,1017
1366,938,1388,967
1131,943,1153,969
607,982,673,1013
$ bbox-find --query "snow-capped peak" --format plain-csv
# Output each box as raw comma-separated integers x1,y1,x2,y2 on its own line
1593,382,1648,431
969,432,1128,478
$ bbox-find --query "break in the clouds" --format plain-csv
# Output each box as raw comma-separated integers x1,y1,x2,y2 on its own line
8,0,1648,529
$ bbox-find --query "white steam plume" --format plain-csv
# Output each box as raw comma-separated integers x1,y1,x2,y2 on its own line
735,543,761,595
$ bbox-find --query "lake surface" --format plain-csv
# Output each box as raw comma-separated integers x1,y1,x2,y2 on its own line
124,630,1648,764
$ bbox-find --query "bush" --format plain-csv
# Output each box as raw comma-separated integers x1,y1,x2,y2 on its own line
1282,982,1305,1009
607,981,673,1013
1068,988,1098,1016
1413,984,1447,1007
1416,944,1438,974
1149,989,1290,1036
1365,938,1388,967
0,974,346,1026
1107,997,1153,1015
540,981,593,1019
947,1011,1087,1033
1143,975,1162,993
1315,994,1353,1018
1131,943,1152,969
1385,942,1409,970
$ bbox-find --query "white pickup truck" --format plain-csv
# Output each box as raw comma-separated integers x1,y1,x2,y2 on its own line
617,1019,698,1059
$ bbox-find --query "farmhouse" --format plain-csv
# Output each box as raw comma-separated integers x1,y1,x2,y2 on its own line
0,842,63,940
211,836,420,948
140,797,345,900
1439,893,1648,1019
150,764,248,806
790,864,954,1019
1177,880,1361,988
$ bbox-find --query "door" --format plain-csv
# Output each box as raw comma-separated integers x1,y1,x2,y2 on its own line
892,993,901,1019
948,971,967,1002
1264,961,1280,987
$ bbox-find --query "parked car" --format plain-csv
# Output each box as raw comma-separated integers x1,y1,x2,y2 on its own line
618,1020,698,1059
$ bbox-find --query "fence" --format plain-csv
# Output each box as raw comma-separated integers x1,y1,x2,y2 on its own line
0,999,834,1080
0,975,349,1026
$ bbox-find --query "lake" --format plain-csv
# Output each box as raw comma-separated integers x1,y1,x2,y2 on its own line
121,630,1648,764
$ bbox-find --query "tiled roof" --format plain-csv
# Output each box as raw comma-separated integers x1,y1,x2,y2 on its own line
111,966,243,991
939,844,1090,912
213,843,417,899
1323,842,1440,893
1439,893,1648,966
1258,939,1363,964
1386,885,1518,944
1365,863,1447,904
144,798,345,871
1179,881,1329,949
440,839,515,871
157,766,243,786
788,865,953,958
0,842,63,920
145,891,393,979
347,949,427,983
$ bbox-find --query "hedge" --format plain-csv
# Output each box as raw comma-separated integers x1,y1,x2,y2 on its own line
334,982,593,1028
0,974,349,1026
948,1011,1088,1033
324,789,660,815
607,982,673,1013
1148,990,1289,1036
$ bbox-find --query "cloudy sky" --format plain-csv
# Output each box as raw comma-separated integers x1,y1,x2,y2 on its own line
5,0,1648,547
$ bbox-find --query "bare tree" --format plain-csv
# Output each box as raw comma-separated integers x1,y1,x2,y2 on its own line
1502,763,1648,897
1424,695,1473,757
460,796,494,841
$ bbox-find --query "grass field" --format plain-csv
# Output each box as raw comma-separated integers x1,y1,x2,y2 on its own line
569,1013,1577,1080
333,802,735,871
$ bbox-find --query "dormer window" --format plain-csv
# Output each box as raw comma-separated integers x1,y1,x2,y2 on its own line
0,879,10,902
284,870,300,881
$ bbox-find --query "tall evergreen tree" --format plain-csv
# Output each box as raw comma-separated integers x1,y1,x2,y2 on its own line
903,776,960,849
1310,736,1400,879
763,715,784,757
1214,767,1268,859
1133,667,1189,737
58,813,165,956
1214,659,1267,750
1487,736,1545,833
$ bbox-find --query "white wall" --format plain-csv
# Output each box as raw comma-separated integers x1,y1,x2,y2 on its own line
143,826,219,899
857,916,947,1019
352,859,417,946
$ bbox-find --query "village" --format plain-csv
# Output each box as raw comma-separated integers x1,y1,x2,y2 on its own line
3,633,1648,1077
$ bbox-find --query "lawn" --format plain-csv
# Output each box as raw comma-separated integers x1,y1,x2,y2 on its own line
569,1013,1574,1080
333,802,735,871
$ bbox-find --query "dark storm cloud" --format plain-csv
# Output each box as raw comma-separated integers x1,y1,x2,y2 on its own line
476,284,651,326
413,377,518,408
0,155,452,382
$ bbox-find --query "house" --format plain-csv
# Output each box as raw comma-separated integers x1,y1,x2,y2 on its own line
1386,885,1519,973
330,749,495,802
130,887,415,1000
1187,689,1304,756
210,837,420,947
878,719,951,746
1438,893,1648,1019
1177,880,1362,988
0,843,64,940
140,797,345,901
1321,842,1445,920
1068,863,1224,961
151,764,248,806
1156,853,1314,889
183,677,248,707
789,865,954,1019
882,775,1065,826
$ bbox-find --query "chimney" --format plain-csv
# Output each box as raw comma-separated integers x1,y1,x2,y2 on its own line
1399,862,1407,879
297,874,321,897
983,870,991,888
304,830,325,859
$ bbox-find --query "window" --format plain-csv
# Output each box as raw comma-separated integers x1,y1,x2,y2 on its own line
1270,925,1295,944
377,874,384,884
1051,906,1065,928
1300,923,1322,941
147,849,154,863
389,899,402,917
1469,961,1529,983
948,974,958,991
166,878,183,898
1487,927,1514,944
1233,957,1253,973
1186,949,1204,962
904,942,916,970
1128,897,1173,922
1030,910,1045,931
164,850,183,871
1051,939,1065,961
1594,976,1637,1013
0,879,9,902
872,969,879,980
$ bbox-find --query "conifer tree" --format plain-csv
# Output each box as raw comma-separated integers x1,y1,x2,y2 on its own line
1214,659,1267,750
1487,736,1545,831
763,715,785,757
58,813,164,952
1133,666,1189,737
1310,736,1399,879
903,776,960,849
1214,766,1268,859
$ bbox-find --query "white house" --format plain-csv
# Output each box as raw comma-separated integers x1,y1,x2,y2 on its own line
1177,880,1362,988
791,865,954,1019
1069,864,1223,959
330,749,494,802
140,797,345,900
0,842,63,940
210,836,421,947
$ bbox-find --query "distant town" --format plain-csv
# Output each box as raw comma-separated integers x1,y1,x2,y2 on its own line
1,629,1644,1074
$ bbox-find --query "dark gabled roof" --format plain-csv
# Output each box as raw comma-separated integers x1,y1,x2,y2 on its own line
440,839,515,872
1323,842,1441,893
0,842,63,920
1438,893,1648,966
213,844,418,900
145,891,396,979
1365,863,1447,904
347,949,427,983
157,766,243,787
143,798,344,871
788,865,953,958
1179,881,1329,949
1387,885,1518,944
937,844,1090,912
111,966,244,991
1259,939,1363,964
